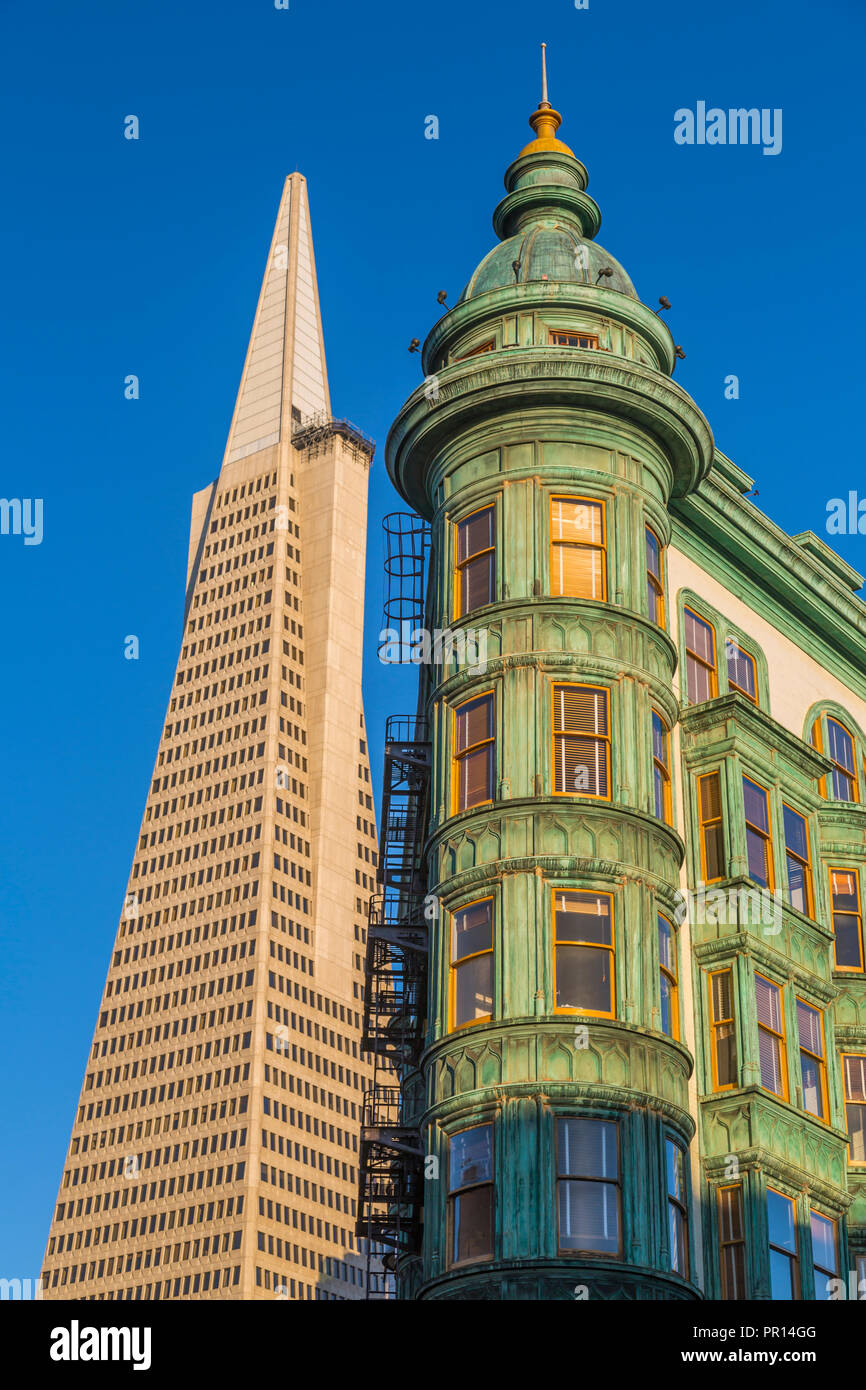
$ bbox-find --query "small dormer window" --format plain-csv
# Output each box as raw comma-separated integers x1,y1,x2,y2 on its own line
455,339,495,361
550,331,598,349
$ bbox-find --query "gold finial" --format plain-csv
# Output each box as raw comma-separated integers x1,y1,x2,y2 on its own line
519,43,574,156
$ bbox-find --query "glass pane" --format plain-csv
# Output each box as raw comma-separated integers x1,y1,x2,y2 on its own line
454,953,493,1026
810,1211,837,1277
787,853,808,914
843,1054,866,1101
457,745,492,809
652,711,668,765
552,499,603,546
453,900,493,961
746,827,771,887
657,915,674,973
722,1243,746,1299
719,1186,744,1243
645,526,661,580
796,1000,823,1056
449,1125,492,1190
767,1191,796,1253
685,609,714,664
714,1022,737,1088
555,735,607,796
669,1203,688,1275
833,915,863,969
557,1117,617,1179
666,1140,686,1203
660,973,674,1036
555,893,612,945
800,1053,824,1119
769,1248,795,1300
743,777,770,833
455,695,492,753
711,970,733,1022
848,1103,866,1163
704,823,724,881
831,869,859,913
555,944,612,1013
555,685,607,735
783,805,808,861
758,1029,784,1095
451,1186,493,1264
831,767,856,802
460,552,493,613
552,544,604,599
700,773,721,822
457,508,493,563
755,977,782,1032
687,654,713,704
558,1180,619,1253
727,643,756,698
827,718,855,773
654,765,666,821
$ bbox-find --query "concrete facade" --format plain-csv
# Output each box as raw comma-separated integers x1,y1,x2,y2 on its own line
41,174,379,1301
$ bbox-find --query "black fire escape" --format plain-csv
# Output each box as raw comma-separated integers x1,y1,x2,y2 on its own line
358,516,431,1297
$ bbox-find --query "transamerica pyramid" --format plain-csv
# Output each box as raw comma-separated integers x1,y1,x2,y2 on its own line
41,173,380,1301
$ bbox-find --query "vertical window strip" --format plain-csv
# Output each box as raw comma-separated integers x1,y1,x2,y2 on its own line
709,968,737,1090
658,913,678,1039
697,772,724,883
666,1138,689,1277
742,776,774,890
717,1184,747,1299
783,804,813,918
652,710,671,823
810,1210,838,1301
755,974,787,1099
645,526,665,627
767,1189,799,1299
447,1125,494,1267
796,998,827,1121
842,1053,866,1163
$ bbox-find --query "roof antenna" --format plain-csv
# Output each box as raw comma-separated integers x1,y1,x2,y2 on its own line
541,42,549,105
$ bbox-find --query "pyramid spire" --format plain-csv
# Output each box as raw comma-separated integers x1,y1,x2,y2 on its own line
222,173,330,468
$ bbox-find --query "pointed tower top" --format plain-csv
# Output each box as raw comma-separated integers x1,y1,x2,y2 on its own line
222,172,330,469
519,43,575,157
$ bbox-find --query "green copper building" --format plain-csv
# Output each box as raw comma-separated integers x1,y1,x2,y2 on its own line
358,76,866,1302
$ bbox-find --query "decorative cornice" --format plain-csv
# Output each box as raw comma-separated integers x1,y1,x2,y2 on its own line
680,692,834,783
701,1141,851,1211
387,349,714,516
416,1066,696,1137
426,816,686,878
422,281,676,376
692,931,837,999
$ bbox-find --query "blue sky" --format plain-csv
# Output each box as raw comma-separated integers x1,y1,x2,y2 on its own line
1,0,863,1278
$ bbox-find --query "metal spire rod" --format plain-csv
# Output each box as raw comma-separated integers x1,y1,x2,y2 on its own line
541,42,548,103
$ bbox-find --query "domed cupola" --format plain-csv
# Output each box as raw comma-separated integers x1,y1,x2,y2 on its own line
458,47,637,303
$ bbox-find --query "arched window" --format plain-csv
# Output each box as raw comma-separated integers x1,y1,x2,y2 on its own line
807,706,865,803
